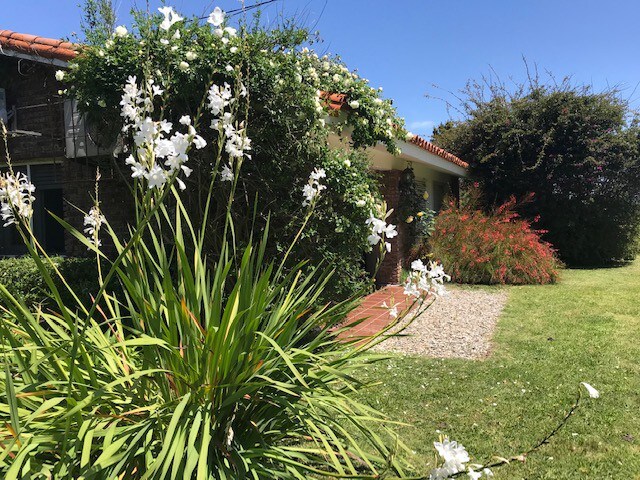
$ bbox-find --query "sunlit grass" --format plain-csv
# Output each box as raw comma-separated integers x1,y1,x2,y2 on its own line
359,261,640,478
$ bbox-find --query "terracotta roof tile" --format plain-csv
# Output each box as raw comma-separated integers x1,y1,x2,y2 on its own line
408,134,468,169
0,30,77,62
319,91,467,169
320,91,349,112
0,32,467,169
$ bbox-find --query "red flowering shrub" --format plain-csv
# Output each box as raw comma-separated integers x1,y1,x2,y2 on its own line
431,193,561,285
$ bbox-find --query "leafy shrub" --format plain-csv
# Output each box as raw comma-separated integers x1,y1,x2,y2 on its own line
67,12,408,300
432,77,640,266
0,256,99,307
431,190,561,284
0,8,424,477
398,166,435,259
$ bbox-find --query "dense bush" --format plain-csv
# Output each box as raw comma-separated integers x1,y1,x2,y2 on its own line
432,78,640,266
65,12,407,299
0,256,99,307
431,190,560,284
0,7,437,477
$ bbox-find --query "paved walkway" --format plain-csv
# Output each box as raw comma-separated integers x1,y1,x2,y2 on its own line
337,285,411,339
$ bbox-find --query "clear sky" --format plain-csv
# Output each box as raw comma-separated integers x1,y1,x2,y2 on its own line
4,0,640,138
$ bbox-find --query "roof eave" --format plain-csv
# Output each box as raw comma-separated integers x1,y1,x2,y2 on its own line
395,140,467,177
0,46,69,67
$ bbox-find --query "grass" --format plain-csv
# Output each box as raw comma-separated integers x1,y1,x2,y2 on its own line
358,260,640,478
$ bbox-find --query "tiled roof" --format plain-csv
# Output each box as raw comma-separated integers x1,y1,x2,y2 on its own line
0,30,77,62
320,91,348,112
0,31,467,169
319,91,467,169
408,134,468,169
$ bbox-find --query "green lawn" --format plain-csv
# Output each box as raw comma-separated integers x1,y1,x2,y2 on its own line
359,261,640,478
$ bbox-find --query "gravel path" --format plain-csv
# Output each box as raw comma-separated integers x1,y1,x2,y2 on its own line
374,287,509,359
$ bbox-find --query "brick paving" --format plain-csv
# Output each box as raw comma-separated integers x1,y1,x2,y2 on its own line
337,285,412,339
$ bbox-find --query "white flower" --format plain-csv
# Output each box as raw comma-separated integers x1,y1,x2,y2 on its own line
160,38,170,45
348,100,360,109
310,168,326,182
207,6,225,26
404,260,450,299
434,438,470,474
581,382,600,399
114,25,128,37
230,46,238,53
186,51,197,61
467,469,482,480
343,159,351,167
55,70,65,81
220,164,234,182
158,6,184,31
483,469,494,477
366,212,397,248
0,172,35,227
146,164,167,189
172,30,181,40
224,27,237,37
356,199,367,207
179,115,191,126
302,167,327,206
411,259,427,273
225,65,234,72
179,61,189,71
83,206,106,248
192,135,207,149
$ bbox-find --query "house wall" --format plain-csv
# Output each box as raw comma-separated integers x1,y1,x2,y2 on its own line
62,158,133,257
1,55,132,257
0,56,66,161
329,133,464,285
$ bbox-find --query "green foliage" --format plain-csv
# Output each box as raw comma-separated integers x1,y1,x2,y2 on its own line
430,189,560,284
65,14,406,299
0,11,414,476
397,166,435,260
79,0,116,45
358,260,640,477
0,256,99,307
0,201,407,478
432,78,640,266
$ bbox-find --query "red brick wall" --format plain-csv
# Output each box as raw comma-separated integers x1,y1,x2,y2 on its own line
1,56,66,161
376,169,407,285
63,159,134,257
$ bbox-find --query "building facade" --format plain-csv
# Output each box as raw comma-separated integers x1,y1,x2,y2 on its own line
0,30,467,284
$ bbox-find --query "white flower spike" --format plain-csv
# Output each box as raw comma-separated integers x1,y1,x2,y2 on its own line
0,172,35,227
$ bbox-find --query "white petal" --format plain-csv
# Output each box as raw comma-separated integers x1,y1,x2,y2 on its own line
581,382,600,399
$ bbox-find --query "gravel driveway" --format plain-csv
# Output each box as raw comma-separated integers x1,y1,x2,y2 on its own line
374,287,509,359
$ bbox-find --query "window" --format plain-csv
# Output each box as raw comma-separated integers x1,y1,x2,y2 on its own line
0,164,65,256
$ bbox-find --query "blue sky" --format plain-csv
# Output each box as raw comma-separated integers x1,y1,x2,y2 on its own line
5,0,640,138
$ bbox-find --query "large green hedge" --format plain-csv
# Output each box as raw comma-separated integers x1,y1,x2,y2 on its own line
432,80,640,266
65,18,407,300
0,257,100,308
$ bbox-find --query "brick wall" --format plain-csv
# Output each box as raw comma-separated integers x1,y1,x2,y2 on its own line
376,169,407,285
63,158,134,257
1,56,65,161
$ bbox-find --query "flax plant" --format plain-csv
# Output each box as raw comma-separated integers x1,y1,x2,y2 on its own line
0,7,446,478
